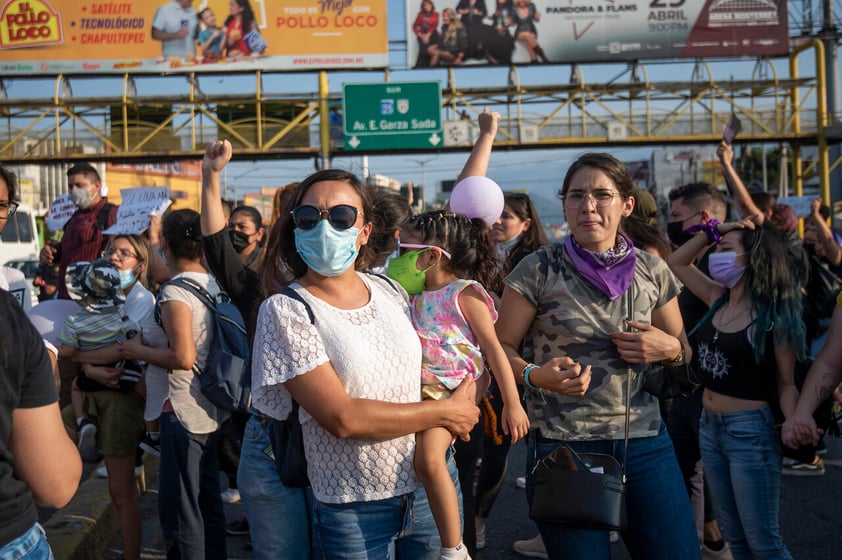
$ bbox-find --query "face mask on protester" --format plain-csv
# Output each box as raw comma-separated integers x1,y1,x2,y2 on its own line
294,220,360,277
229,229,251,253
118,268,137,290
708,251,746,288
666,220,695,246
69,187,94,209
387,249,434,294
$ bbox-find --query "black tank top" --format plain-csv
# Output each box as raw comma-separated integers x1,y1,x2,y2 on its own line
693,316,775,402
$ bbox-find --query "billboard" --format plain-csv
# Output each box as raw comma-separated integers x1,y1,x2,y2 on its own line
0,0,388,75
406,0,788,68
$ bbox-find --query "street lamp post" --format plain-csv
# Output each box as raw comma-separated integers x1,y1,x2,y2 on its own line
410,157,435,204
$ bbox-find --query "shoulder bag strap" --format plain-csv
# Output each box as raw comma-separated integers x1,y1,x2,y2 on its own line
280,286,315,324
168,276,216,310
621,283,634,482
164,276,216,377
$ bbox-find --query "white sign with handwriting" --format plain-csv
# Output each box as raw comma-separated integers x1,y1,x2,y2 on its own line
102,187,172,235
103,187,172,235
45,194,77,232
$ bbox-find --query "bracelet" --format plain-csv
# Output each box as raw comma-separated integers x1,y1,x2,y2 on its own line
663,343,686,365
683,219,721,245
522,364,540,390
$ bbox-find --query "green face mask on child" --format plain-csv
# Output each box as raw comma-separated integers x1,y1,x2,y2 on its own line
387,248,433,294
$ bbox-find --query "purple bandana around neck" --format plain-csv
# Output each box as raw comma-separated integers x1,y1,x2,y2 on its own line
563,233,637,301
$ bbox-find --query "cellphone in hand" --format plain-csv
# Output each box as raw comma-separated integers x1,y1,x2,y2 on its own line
723,113,742,144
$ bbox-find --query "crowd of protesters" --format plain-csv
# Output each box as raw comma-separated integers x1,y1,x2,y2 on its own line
2,115,841,560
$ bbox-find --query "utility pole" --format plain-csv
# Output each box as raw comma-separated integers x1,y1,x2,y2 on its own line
820,0,842,203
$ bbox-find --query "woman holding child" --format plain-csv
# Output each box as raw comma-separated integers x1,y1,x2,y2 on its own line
251,168,479,558
61,234,152,560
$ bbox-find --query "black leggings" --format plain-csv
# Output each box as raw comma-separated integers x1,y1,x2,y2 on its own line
474,378,525,519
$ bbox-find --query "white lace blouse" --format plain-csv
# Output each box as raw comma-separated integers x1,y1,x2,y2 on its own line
251,273,423,504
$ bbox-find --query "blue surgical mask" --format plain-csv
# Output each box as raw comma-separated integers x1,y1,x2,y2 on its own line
118,268,136,290
294,220,361,277
708,251,746,288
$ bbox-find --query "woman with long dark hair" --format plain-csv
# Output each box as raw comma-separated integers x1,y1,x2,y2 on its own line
668,219,805,559
252,169,478,558
224,0,260,56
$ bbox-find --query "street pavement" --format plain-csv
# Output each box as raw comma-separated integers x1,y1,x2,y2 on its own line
99,434,842,559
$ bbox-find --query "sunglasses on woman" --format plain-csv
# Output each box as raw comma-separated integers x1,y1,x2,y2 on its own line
291,204,359,231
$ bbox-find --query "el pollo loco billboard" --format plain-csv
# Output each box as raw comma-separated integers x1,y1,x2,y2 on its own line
0,0,387,75
406,0,789,68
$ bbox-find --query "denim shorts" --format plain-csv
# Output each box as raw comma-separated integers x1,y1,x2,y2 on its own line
0,523,53,560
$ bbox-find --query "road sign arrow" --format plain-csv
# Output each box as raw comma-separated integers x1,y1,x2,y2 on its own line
428,133,441,146
348,136,361,149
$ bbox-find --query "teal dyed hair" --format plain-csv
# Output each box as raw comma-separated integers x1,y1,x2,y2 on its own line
690,222,806,364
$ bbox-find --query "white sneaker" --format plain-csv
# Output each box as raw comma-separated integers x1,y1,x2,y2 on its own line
440,542,471,559
610,530,620,543
220,488,241,503
515,476,527,488
77,421,100,463
513,534,547,559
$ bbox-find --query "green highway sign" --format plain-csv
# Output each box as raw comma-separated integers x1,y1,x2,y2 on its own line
343,81,442,151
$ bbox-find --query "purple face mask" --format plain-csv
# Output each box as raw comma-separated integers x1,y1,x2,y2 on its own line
708,251,746,288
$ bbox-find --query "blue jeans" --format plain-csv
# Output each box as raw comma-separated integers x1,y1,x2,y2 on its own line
312,448,461,559
526,425,699,560
0,523,53,560
238,415,313,559
699,407,792,560
158,412,227,560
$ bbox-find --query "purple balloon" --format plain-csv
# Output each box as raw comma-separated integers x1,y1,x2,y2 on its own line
449,176,504,227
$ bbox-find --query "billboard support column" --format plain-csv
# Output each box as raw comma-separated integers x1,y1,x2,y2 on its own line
319,71,331,169
821,0,842,202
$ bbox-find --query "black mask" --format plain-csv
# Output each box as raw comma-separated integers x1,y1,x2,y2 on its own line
229,229,251,253
666,220,694,247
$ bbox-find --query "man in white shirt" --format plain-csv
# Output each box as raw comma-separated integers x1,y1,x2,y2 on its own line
151,0,198,59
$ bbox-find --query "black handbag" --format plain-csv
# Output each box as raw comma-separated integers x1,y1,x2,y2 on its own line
268,400,310,488
529,289,634,531
632,282,699,399
806,254,842,318
530,440,628,531
641,361,700,399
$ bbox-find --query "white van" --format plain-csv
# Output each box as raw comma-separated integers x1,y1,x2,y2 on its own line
1,203,41,263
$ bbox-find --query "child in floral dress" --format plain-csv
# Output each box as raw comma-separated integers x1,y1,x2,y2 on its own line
387,210,529,560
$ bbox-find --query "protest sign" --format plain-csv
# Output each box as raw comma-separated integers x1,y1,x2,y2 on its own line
103,186,171,235
45,194,77,232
